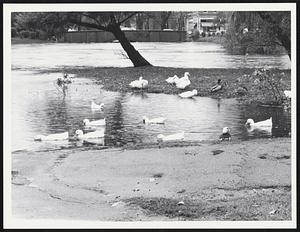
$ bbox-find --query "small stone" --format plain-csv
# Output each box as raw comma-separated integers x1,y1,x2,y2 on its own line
177,189,186,194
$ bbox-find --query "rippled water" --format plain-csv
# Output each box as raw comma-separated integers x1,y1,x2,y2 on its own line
11,71,291,152
11,42,290,69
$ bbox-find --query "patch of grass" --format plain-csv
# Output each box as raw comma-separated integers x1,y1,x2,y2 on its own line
125,197,225,219
125,188,291,220
38,66,291,105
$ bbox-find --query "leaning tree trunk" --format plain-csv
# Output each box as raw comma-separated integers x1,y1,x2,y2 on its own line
109,24,152,67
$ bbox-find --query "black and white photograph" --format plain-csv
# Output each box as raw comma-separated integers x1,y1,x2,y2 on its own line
3,2,296,229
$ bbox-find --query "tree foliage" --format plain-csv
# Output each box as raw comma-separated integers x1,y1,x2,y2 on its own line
12,12,151,67
225,11,291,58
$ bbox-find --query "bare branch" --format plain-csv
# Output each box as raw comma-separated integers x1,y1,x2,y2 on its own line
118,12,137,25
81,13,101,26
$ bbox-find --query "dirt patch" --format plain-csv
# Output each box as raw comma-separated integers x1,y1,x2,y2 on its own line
152,173,164,178
212,149,224,155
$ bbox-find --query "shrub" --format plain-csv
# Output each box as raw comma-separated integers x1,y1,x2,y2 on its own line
19,30,30,38
11,27,17,37
29,31,37,39
192,29,200,40
37,30,48,40
239,68,288,105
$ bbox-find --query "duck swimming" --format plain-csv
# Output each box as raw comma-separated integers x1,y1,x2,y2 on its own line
210,79,223,92
245,117,272,130
142,116,166,124
166,75,179,84
176,72,191,89
129,76,149,89
91,101,104,111
179,89,197,98
157,132,184,142
83,118,106,127
219,127,231,141
34,131,69,141
75,129,105,139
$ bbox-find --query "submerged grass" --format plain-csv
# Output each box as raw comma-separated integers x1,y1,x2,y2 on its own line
38,66,291,105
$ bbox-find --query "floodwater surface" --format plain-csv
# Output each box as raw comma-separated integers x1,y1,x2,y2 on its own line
11,71,291,152
11,42,290,69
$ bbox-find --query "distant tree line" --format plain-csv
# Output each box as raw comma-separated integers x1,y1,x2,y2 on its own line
11,11,291,63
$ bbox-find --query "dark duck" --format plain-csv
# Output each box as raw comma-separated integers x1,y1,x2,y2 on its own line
210,79,223,92
219,127,232,141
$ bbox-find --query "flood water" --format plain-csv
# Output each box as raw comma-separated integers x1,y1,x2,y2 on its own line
11,42,290,70
10,42,291,152
11,70,291,152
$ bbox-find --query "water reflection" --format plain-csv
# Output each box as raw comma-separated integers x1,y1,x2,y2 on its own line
11,71,291,152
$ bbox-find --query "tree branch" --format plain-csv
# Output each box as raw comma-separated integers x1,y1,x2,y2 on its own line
118,12,137,25
69,19,107,31
81,13,101,26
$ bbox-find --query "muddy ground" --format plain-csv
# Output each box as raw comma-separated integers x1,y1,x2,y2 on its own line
11,138,291,221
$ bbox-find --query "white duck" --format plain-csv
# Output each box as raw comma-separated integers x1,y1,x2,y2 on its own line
91,101,104,111
142,116,166,124
166,75,179,84
129,76,148,89
245,117,273,129
34,131,69,141
179,89,197,98
157,132,184,142
176,72,191,89
75,129,105,139
83,118,106,127
284,90,291,99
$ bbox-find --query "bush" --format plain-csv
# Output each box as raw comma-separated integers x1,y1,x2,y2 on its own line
192,29,200,40
36,30,48,40
19,30,30,38
11,27,17,37
238,68,288,105
29,31,37,39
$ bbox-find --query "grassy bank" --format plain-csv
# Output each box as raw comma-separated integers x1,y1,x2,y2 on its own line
42,66,291,105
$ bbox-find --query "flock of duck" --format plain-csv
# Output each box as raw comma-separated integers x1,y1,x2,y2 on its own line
33,72,276,144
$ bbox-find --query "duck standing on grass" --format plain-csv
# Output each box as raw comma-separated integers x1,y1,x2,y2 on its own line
176,72,191,89
166,75,179,84
210,79,223,92
129,76,148,89
219,127,231,141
